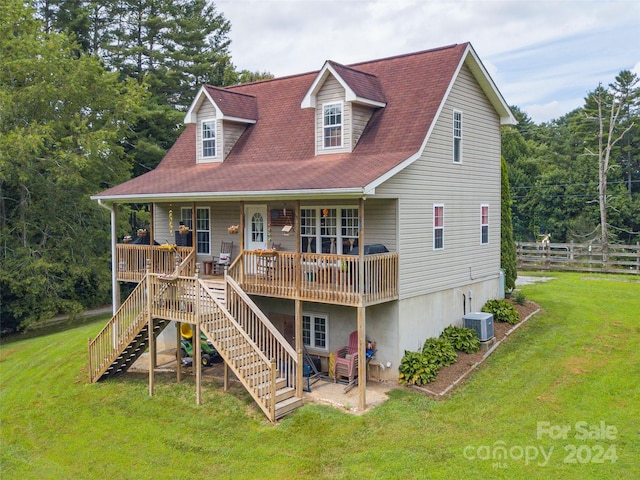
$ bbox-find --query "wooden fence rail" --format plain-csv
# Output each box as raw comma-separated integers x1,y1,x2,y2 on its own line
517,242,640,274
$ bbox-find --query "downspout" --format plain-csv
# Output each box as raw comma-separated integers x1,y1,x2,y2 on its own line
98,199,118,315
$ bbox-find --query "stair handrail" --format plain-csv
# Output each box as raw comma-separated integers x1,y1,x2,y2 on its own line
88,262,185,382
88,280,148,382
197,281,276,419
158,246,197,279
198,281,271,365
225,276,298,360
224,275,299,417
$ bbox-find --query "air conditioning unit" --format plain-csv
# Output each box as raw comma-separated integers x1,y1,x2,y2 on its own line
463,312,494,342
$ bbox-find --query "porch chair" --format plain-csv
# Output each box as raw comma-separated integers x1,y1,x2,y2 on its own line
334,330,359,384
213,241,234,274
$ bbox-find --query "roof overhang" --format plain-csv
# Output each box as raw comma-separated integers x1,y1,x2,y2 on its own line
462,45,517,126
91,187,368,205
184,86,257,124
301,61,386,109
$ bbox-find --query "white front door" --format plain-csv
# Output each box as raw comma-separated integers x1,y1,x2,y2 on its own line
245,205,268,251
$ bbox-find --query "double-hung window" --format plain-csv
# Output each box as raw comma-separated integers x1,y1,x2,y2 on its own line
481,205,489,244
341,208,359,253
453,110,462,163
202,119,216,158
182,207,210,254
300,207,359,254
302,313,328,350
323,102,342,148
433,204,444,250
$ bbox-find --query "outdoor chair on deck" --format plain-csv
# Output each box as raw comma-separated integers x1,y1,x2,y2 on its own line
334,330,359,384
213,241,234,274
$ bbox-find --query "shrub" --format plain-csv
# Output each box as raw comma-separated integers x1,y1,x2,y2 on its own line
513,290,527,306
398,350,438,385
440,326,481,354
482,299,520,325
422,337,457,367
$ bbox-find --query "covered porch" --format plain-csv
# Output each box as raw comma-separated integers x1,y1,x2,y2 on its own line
104,198,398,413
114,245,398,308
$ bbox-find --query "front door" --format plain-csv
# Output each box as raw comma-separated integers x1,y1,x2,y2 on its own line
245,205,268,251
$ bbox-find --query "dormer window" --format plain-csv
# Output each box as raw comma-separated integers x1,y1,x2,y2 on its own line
202,119,217,158
323,102,343,148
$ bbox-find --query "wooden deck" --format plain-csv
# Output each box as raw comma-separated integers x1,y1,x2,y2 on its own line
115,246,399,307
115,244,196,282
230,251,399,307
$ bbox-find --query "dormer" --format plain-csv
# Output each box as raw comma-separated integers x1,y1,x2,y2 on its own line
184,86,258,164
301,61,386,155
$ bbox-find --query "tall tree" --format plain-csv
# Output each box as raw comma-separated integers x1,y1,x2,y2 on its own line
582,72,639,252
500,157,517,291
0,0,144,331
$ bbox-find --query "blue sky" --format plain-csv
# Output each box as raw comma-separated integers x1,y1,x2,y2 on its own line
217,0,640,123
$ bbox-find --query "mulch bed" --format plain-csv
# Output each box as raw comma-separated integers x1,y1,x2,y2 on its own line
415,299,540,398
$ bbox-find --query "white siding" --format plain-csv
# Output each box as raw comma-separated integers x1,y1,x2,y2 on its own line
364,198,397,252
222,121,246,158
153,204,172,243
376,63,502,300
195,101,220,163
352,104,374,149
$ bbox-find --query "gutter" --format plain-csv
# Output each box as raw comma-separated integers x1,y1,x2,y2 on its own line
97,199,118,316
91,187,368,204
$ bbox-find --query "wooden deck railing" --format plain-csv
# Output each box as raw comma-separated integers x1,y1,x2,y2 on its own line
517,242,640,274
115,244,195,282
200,276,299,421
225,276,300,395
231,250,399,306
88,280,148,382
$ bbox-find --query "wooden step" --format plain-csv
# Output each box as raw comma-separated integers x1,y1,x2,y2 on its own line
264,386,296,403
275,396,304,419
255,377,287,397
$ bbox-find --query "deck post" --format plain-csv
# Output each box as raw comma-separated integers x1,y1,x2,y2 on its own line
357,306,366,411
176,322,182,382
195,323,201,405
357,197,366,411
146,261,155,396
195,280,202,405
295,299,302,398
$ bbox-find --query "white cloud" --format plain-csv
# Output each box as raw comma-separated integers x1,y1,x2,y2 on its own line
216,0,640,123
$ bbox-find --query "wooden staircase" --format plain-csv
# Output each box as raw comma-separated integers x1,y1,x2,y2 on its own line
89,273,303,422
198,276,303,421
99,319,170,380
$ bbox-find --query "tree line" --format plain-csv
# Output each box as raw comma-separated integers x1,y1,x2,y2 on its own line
1,1,638,331
502,72,639,246
1,0,270,331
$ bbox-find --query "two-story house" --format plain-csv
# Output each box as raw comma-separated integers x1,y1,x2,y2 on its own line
89,42,515,422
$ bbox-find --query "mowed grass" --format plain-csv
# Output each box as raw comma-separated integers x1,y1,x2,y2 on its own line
1,272,638,479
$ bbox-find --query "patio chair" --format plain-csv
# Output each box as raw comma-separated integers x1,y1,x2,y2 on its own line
334,330,359,384
213,241,234,274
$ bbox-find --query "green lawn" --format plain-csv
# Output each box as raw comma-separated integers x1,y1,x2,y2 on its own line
1,272,638,479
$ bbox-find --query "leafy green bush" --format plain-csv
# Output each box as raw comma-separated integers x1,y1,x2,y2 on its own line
482,299,520,325
513,290,527,306
398,350,438,385
440,326,480,353
422,337,457,367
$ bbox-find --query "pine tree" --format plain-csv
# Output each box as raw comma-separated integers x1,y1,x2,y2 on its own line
501,157,517,291
0,0,144,330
